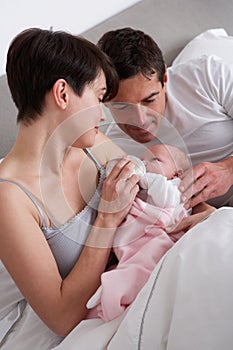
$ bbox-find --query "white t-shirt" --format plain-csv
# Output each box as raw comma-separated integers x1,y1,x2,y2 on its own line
105,55,233,208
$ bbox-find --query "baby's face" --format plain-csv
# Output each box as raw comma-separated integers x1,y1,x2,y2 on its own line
142,144,177,179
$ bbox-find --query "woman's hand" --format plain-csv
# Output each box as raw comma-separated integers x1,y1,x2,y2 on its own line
179,158,233,208
166,202,216,235
98,157,139,228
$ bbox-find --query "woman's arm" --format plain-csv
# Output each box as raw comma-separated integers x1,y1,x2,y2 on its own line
0,159,139,336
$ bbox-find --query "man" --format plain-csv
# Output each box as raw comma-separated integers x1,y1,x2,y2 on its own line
97,27,233,209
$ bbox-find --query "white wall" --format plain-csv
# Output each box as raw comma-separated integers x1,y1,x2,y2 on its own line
0,0,141,76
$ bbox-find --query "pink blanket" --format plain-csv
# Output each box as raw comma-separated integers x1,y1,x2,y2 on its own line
87,173,186,321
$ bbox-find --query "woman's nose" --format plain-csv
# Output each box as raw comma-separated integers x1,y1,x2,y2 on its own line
100,105,107,122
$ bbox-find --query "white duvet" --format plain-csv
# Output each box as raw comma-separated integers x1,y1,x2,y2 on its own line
51,207,233,350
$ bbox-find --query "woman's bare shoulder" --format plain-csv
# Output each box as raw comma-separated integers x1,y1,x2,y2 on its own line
0,180,43,231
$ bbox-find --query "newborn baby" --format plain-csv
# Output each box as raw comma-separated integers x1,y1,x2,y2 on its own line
86,144,191,322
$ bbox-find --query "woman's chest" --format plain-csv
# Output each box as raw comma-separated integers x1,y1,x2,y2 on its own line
62,152,101,215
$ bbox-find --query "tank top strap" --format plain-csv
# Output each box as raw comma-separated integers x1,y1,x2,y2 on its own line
84,148,105,172
0,179,47,229
0,151,104,230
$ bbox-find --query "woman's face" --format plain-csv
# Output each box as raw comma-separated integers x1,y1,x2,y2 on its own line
71,71,107,148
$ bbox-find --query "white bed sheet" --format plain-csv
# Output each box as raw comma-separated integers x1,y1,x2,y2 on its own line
51,207,233,350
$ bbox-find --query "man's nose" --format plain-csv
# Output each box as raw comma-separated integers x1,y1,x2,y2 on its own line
132,104,146,127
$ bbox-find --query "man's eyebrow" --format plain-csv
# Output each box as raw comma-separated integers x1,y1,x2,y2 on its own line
141,92,159,102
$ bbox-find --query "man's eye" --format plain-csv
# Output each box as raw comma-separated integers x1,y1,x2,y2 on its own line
151,157,158,162
110,103,129,110
144,99,156,104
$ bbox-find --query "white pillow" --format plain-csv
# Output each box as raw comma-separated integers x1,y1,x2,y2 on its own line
172,28,233,66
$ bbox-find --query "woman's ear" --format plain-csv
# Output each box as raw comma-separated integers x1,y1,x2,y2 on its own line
52,79,69,110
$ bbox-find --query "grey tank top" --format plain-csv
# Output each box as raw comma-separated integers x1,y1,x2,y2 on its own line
0,148,106,278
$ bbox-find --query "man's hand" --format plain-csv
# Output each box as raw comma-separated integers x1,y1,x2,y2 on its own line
179,158,233,208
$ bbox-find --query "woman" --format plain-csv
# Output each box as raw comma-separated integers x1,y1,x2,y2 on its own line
0,28,139,349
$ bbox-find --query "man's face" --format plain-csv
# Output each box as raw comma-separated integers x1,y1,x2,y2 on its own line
107,72,167,143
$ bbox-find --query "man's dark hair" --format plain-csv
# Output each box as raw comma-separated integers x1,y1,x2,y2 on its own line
6,28,118,124
97,27,166,85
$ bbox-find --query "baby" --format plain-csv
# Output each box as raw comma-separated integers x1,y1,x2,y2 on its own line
139,143,191,206
142,143,190,180
86,144,191,322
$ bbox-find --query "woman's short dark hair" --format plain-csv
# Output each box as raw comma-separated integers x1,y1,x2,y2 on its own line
97,27,165,85
6,28,118,124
